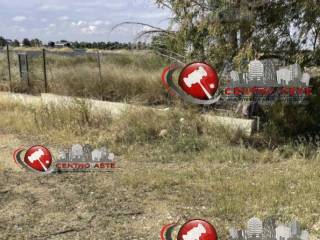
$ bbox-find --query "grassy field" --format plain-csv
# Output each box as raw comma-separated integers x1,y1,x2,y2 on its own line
0,50,320,239
0,49,173,106
0,98,319,239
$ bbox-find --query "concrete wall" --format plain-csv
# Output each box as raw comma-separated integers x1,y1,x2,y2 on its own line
0,92,255,136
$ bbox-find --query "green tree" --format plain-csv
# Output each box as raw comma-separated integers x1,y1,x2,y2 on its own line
30,38,42,47
22,38,31,47
48,41,55,48
0,36,7,46
13,39,20,47
153,0,320,67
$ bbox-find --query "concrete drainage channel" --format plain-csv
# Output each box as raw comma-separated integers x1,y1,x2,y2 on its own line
0,92,255,137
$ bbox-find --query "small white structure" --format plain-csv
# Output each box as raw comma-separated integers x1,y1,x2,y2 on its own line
230,70,240,83
301,73,310,86
300,230,309,240
58,151,67,161
229,228,239,239
107,153,115,162
92,149,102,162
291,63,302,82
277,68,292,85
276,225,291,240
247,217,262,239
249,60,264,82
71,144,83,160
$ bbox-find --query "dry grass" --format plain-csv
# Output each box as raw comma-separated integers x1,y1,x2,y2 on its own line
0,100,319,239
0,50,319,239
0,50,174,106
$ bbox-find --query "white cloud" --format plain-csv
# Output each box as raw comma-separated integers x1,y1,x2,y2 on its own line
81,25,97,34
77,20,87,26
93,20,103,26
38,4,67,11
58,16,69,21
2,0,170,42
141,11,170,19
12,16,27,22
142,26,153,31
19,28,26,33
73,1,102,7
104,2,127,9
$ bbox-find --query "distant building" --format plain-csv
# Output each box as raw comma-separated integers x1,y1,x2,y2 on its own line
238,230,246,240
107,152,115,162
54,41,71,48
92,149,103,162
228,60,310,88
230,70,240,84
276,225,291,240
262,217,276,240
82,144,93,161
249,60,264,83
300,230,309,240
247,217,263,239
289,220,301,239
58,150,67,161
91,147,110,162
100,147,109,161
230,218,308,240
277,68,292,85
301,73,310,86
290,63,302,84
229,228,238,239
71,144,83,161
240,72,249,84
262,59,277,85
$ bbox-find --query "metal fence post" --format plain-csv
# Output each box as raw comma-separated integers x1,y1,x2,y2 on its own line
26,54,30,87
97,51,102,82
42,48,48,93
97,51,103,99
6,45,12,92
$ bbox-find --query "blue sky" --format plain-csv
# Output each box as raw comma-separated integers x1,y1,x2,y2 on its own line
0,0,171,43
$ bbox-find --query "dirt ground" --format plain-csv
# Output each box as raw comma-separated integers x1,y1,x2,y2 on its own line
0,133,173,240
1,132,320,240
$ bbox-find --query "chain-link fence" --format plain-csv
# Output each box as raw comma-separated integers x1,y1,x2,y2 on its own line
0,47,102,92
0,46,170,105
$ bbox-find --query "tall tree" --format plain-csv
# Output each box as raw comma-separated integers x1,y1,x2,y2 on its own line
0,36,7,46
30,38,42,47
153,0,320,67
22,38,31,47
13,39,20,47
